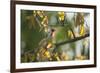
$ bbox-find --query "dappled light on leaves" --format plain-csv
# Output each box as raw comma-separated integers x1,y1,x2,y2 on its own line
21,10,90,62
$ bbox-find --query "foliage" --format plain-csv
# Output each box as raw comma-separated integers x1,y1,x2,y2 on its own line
21,10,90,62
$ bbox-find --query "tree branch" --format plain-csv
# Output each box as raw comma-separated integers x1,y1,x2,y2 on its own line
55,33,89,46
